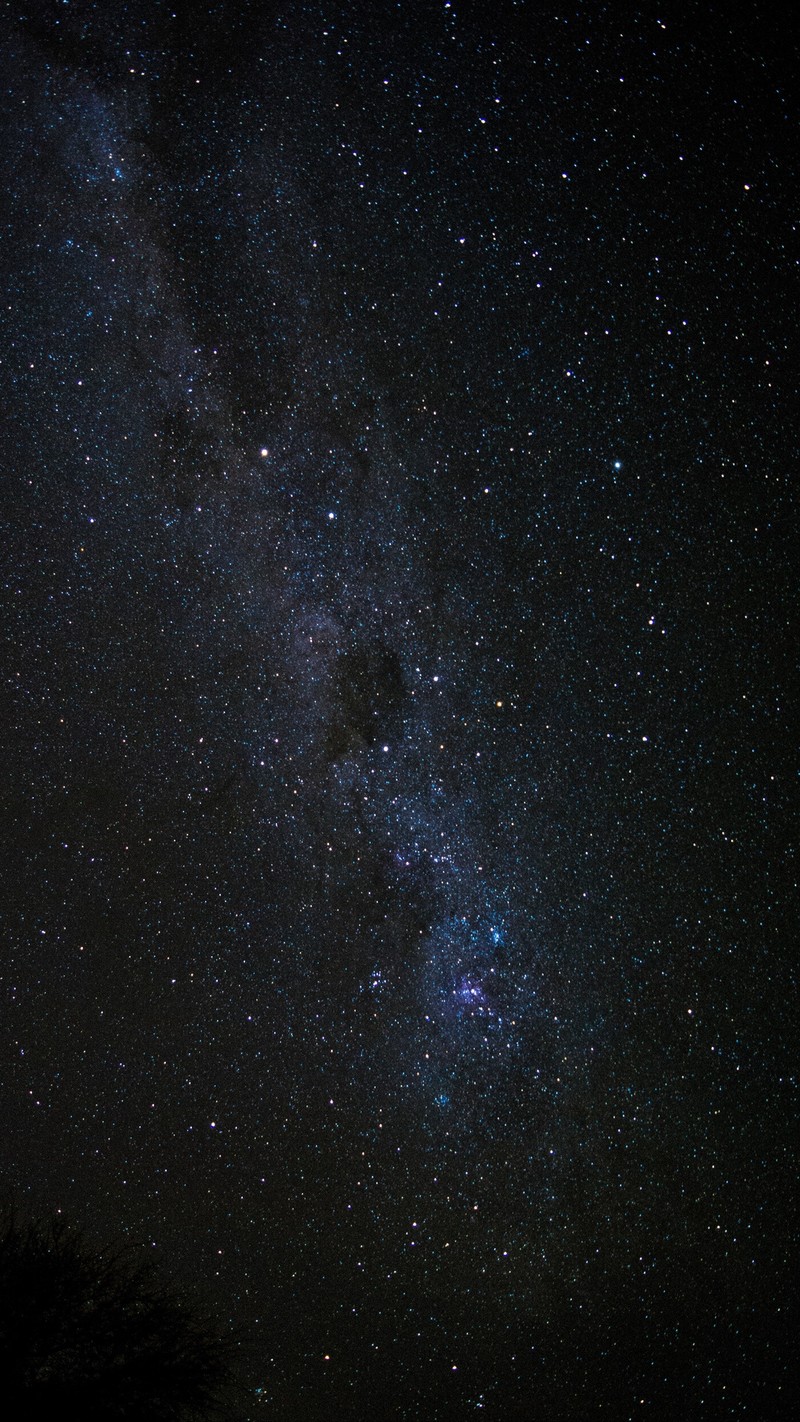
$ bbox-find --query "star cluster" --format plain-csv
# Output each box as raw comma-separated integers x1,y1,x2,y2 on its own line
1,3,795,1418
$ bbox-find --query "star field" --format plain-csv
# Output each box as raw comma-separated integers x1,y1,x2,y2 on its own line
0,2,796,1418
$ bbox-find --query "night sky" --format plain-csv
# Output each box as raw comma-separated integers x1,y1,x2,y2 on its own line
1,2,796,1418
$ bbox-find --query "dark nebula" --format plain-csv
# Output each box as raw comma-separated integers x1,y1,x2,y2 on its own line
0,2,795,1418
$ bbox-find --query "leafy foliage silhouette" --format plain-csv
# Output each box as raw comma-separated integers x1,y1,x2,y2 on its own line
0,1207,236,1419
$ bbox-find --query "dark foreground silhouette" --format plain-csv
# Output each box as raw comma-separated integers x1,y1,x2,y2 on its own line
0,1209,235,1420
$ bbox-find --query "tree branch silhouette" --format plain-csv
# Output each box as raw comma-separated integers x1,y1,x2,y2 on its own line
0,1206,237,1419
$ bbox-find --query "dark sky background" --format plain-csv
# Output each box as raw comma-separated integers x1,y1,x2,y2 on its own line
1,2,796,1418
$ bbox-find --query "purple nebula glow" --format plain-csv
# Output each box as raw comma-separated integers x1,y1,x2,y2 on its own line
454,974,489,1008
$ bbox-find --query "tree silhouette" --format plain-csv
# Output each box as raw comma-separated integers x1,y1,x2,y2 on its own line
0,1208,236,1420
